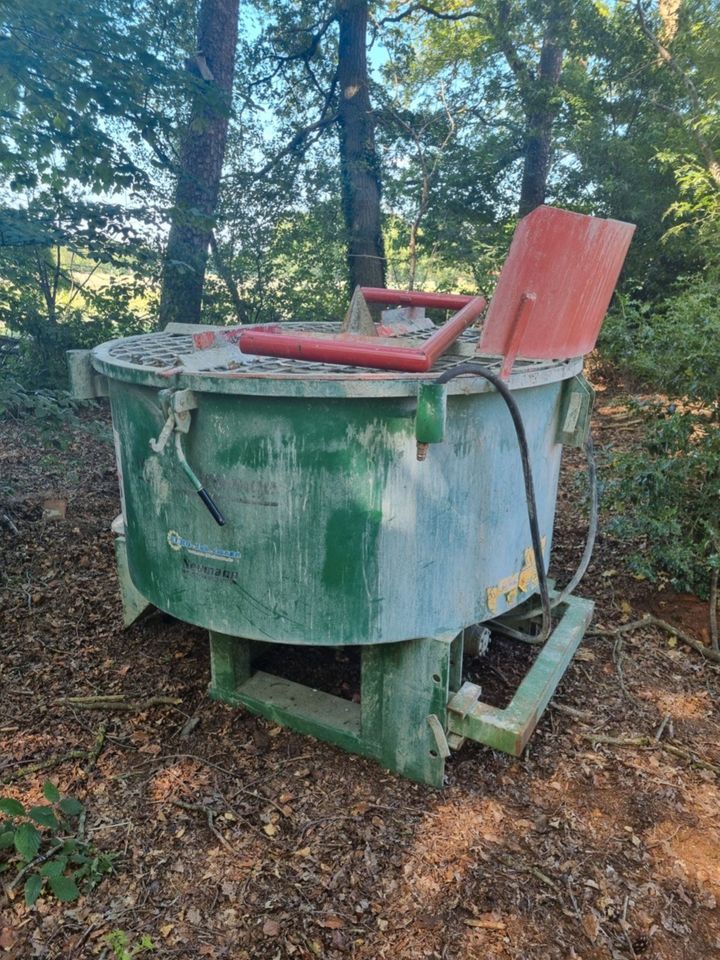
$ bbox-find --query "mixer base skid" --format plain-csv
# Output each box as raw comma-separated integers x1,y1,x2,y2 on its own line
208,630,460,788
207,595,593,787
447,596,594,756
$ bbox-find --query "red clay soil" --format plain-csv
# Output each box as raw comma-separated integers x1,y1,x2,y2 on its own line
0,380,718,960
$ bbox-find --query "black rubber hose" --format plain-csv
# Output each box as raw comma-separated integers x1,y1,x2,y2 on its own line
434,362,552,644
198,488,226,526
521,432,598,619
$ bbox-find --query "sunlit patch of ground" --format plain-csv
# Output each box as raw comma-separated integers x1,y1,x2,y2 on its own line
147,758,211,804
637,686,714,721
646,820,720,898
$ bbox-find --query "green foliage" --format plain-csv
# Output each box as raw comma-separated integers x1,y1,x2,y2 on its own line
0,376,109,460
599,274,720,404
0,0,717,376
214,194,347,325
0,781,115,907
605,408,720,597
105,930,156,959
0,0,186,192
0,261,156,389
601,269,720,599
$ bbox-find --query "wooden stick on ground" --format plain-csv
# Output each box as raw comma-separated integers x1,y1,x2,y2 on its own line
588,614,720,664
171,799,237,854
709,567,719,653
1,725,107,784
580,732,720,775
57,695,181,712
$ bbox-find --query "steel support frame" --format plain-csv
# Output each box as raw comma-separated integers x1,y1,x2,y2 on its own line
207,594,593,787
208,631,461,788
447,595,594,755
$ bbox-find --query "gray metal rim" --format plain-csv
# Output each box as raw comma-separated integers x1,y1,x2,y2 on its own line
91,324,584,397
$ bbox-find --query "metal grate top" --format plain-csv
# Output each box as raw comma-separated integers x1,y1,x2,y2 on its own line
93,322,584,397
101,322,555,378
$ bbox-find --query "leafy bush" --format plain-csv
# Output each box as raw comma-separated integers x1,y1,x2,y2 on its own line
0,273,156,390
600,272,719,600
0,781,115,907
599,273,720,404
0,377,109,456
606,409,720,597
105,930,156,959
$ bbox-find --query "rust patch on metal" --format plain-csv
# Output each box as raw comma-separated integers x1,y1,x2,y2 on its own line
486,539,546,613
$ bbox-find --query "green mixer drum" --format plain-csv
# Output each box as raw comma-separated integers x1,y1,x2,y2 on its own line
91,326,584,646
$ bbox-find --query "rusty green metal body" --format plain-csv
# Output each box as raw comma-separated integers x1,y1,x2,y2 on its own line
69,323,594,786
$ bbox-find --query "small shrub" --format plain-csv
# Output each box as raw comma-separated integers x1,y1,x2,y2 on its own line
600,274,720,404
600,271,719,602
605,408,719,598
0,781,115,907
105,929,156,959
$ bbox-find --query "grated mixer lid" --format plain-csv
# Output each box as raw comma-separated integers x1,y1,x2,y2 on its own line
91,322,583,398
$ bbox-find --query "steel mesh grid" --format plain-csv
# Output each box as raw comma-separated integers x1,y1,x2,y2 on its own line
104,323,553,378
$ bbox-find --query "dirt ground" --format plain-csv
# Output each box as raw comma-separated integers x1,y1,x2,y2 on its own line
1,372,719,960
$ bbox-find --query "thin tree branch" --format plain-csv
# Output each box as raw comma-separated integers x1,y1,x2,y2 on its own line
209,230,247,323
588,614,720,664
636,0,720,185
378,3,483,25
249,68,339,180
580,732,720,775
710,567,719,653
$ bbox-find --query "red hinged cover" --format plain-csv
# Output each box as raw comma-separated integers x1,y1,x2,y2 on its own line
478,205,635,362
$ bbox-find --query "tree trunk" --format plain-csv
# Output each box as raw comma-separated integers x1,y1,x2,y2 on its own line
337,0,386,291
159,0,240,326
517,15,564,217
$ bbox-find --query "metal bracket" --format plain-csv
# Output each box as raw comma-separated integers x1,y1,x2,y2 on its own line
447,682,483,720
427,714,451,759
415,382,447,461
149,413,175,453
147,390,224,525
150,389,198,451
557,375,594,448
66,350,109,399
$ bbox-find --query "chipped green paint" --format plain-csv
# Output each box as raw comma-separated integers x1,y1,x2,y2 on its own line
415,382,447,444
99,371,573,645
113,534,150,627
207,601,591,786
557,374,594,448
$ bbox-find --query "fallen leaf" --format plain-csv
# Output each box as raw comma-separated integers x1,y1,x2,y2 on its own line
262,918,281,937
263,823,278,837
464,919,506,930
575,649,596,662
160,923,174,939
42,497,66,520
317,916,345,930
582,912,600,943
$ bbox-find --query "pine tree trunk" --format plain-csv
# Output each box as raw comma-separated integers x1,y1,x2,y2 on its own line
337,0,385,291
159,0,239,326
518,18,564,217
